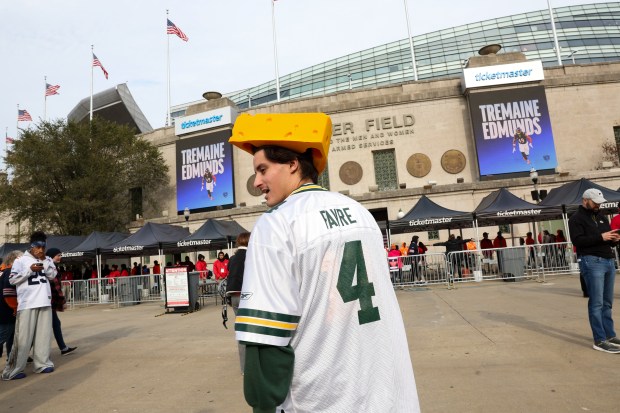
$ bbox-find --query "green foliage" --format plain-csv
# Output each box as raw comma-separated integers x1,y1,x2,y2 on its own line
0,118,169,235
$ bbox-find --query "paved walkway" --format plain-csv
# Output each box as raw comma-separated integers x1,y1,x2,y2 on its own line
1,275,619,412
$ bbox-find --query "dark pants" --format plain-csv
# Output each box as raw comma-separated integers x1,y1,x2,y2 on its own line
0,322,15,358
52,310,67,351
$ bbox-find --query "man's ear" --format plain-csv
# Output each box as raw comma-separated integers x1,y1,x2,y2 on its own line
288,158,300,174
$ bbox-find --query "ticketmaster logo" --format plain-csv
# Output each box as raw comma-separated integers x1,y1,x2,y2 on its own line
113,245,144,253
177,239,212,247
495,209,542,217
181,115,223,130
409,217,453,226
474,68,533,82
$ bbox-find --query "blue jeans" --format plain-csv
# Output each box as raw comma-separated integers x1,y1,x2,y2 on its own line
579,256,616,343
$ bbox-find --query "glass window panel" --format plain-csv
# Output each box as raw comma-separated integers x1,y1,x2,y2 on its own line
373,149,398,191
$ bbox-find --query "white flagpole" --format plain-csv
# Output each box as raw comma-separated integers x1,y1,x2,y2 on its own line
16,104,19,139
44,75,48,121
166,9,171,127
547,0,563,66
90,45,94,121
403,0,418,81
271,0,281,102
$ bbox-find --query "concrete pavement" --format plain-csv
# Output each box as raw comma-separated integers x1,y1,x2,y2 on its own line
1,275,619,412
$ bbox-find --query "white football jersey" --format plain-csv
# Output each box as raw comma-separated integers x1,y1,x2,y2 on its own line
236,184,419,412
10,251,56,311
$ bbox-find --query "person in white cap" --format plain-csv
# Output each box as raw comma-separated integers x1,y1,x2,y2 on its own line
568,188,620,353
229,113,419,412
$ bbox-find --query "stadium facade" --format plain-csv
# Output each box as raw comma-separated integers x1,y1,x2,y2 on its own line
172,2,620,117
136,2,620,253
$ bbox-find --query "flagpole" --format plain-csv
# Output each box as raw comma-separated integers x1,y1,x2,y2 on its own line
44,75,48,121
90,45,94,121
16,104,19,139
4,127,8,169
403,0,418,81
547,0,563,66
271,0,281,102
166,9,171,127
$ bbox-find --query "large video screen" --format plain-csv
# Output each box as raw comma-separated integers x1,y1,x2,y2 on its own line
468,86,558,177
176,130,235,214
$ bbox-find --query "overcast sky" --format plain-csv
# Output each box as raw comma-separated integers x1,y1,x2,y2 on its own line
0,0,613,158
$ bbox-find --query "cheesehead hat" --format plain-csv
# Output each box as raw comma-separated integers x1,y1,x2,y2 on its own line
229,113,332,174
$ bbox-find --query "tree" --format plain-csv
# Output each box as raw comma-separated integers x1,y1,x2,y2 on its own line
0,118,170,235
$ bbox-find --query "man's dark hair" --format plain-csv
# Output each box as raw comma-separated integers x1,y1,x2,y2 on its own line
29,231,47,244
255,145,319,184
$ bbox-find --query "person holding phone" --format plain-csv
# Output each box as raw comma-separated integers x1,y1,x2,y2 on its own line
569,189,620,354
2,231,57,380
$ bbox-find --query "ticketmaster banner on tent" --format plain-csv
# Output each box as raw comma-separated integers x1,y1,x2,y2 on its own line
176,129,235,214
468,85,558,177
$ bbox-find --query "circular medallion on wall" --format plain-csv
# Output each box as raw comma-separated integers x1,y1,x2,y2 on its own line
339,161,363,185
406,153,432,178
246,174,263,196
441,150,467,174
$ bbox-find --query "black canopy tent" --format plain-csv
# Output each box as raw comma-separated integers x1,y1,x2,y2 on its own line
473,188,563,227
0,235,87,261
173,219,249,252
538,178,620,242
539,177,620,212
472,187,564,247
47,235,89,255
64,231,130,259
102,222,189,257
388,195,474,235
0,243,29,259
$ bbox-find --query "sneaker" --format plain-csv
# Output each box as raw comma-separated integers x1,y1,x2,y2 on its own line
593,340,620,353
607,337,620,347
40,367,54,374
3,372,26,381
61,347,77,356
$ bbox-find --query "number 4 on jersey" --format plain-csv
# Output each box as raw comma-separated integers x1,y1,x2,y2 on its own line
337,240,381,325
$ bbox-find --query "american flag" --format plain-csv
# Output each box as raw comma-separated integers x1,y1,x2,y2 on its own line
45,83,60,96
6,136,14,144
18,109,32,122
167,19,188,42
92,53,109,79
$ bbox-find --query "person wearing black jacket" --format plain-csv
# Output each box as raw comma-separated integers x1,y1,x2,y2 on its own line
568,188,620,354
226,231,251,373
434,234,470,279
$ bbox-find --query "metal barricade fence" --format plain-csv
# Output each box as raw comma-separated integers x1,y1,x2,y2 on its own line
387,242,579,287
64,274,163,309
391,252,449,287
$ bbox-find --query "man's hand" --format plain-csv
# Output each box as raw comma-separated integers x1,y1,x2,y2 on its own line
30,262,44,272
602,230,620,242
529,143,533,148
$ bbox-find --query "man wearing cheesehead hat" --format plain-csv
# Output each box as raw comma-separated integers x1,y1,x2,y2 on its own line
229,113,419,412
568,188,620,354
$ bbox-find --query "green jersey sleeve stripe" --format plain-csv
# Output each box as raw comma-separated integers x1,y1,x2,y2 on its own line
235,323,295,338
238,308,301,323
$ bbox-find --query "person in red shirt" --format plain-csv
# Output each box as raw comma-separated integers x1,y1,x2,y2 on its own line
195,254,208,281
525,231,536,267
480,232,493,258
493,231,507,274
611,207,620,231
152,260,161,275
213,251,229,280
119,264,129,277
